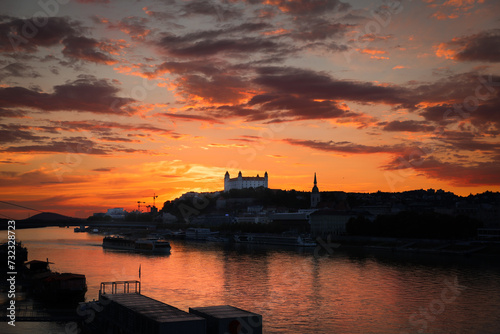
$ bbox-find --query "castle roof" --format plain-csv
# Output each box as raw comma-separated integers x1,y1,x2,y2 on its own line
228,176,266,181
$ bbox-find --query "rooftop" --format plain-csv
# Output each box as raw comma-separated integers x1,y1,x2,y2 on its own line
101,293,205,324
189,305,261,319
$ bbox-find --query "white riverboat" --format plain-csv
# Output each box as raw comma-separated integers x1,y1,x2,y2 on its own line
102,236,171,254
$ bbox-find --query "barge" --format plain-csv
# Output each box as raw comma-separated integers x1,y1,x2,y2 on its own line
102,236,171,254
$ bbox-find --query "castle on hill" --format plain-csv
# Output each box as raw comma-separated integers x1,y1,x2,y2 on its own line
224,171,268,191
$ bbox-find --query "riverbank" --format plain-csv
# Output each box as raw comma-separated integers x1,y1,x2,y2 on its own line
328,235,500,257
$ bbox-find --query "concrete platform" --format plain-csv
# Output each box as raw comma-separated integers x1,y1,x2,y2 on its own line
189,305,262,334
99,293,206,334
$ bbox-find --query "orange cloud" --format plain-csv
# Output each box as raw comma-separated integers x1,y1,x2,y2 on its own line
357,48,387,55
426,0,485,20
357,48,389,60
434,42,456,59
432,11,459,20
263,28,289,36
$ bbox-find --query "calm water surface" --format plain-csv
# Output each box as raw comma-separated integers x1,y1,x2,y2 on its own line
2,227,500,333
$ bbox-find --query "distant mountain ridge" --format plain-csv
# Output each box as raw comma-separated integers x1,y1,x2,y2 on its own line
0,212,84,229
23,212,81,222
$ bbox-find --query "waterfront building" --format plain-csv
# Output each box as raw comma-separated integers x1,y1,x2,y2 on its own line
234,215,269,224
106,208,126,220
270,212,310,233
311,173,321,208
224,171,268,191
310,209,356,237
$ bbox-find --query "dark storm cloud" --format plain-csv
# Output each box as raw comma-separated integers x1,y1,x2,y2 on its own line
105,16,152,41
412,72,500,115
246,95,346,121
448,29,500,63
62,36,117,64
99,136,141,143
292,20,353,41
176,73,250,103
47,120,176,137
199,95,359,123
0,16,117,64
0,137,147,155
283,138,405,154
92,167,114,172
0,16,82,52
0,62,41,78
0,124,49,143
384,155,500,186
264,0,351,16
158,113,223,124
179,0,243,20
0,138,109,155
155,22,289,58
419,104,452,123
419,80,500,133
0,108,28,118
166,36,282,58
146,60,222,77
205,105,258,119
0,75,135,115
438,137,500,154
469,96,500,133
254,66,412,106
382,120,436,132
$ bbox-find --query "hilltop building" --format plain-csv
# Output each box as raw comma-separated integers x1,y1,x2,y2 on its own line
224,171,268,192
106,208,126,220
311,173,321,208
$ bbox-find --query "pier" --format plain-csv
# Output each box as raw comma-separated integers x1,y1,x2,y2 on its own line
0,304,81,322
80,280,263,334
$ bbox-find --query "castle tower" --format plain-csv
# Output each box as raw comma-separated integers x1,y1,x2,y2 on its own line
311,172,321,208
224,171,230,191
264,171,268,188
237,171,243,189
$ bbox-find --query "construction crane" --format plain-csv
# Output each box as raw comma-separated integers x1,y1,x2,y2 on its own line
137,201,145,212
152,193,158,207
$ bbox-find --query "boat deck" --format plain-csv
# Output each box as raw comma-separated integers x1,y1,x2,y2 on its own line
102,293,203,323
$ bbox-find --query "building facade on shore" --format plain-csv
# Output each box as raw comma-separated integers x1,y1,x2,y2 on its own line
224,171,268,191
310,209,356,237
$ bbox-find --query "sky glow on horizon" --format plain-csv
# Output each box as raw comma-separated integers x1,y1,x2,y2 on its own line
1,0,499,219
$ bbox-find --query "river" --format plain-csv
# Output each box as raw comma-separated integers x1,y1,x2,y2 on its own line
2,227,500,333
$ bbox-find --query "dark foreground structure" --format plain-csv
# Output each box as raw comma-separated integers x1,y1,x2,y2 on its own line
83,281,262,334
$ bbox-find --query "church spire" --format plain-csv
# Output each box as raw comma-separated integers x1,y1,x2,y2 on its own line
311,172,320,208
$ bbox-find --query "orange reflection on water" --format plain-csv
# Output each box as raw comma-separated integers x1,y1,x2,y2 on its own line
11,227,500,334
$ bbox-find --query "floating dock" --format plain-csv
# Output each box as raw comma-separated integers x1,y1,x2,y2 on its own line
85,281,262,334
99,293,206,334
190,305,263,334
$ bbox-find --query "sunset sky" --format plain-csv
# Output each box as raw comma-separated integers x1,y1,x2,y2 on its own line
1,0,499,219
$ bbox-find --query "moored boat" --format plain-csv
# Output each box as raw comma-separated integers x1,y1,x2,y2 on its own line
102,236,171,254
234,233,317,247
25,259,87,304
102,236,135,250
185,228,218,240
134,239,171,253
